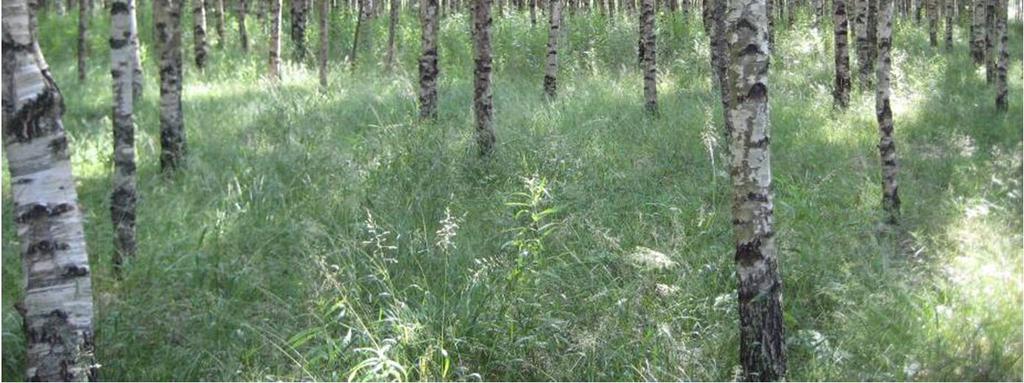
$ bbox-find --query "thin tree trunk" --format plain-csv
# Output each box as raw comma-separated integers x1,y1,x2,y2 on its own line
111,0,138,270
472,0,495,155
215,0,225,46
155,0,186,171
530,0,536,24
984,0,994,82
835,0,851,108
194,0,208,68
927,0,937,45
722,0,786,378
995,0,1007,110
944,0,953,48
767,0,774,47
855,0,873,88
292,0,308,61
239,0,249,51
640,0,656,113
867,0,877,73
384,0,399,70
319,0,329,89
543,0,561,98
77,0,90,81
971,0,984,63
875,0,899,223
711,0,730,134
270,0,282,78
350,0,365,68
419,0,439,118
2,0,97,379
130,0,143,103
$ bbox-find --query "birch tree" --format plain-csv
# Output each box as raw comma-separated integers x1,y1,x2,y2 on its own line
944,0,952,48
543,0,562,98
194,0,209,68
994,0,1007,110
77,0,90,81
835,0,851,108
291,0,308,61
111,0,139,268
319,0,329,89
971,0,985,63
384,0,399,70
270,0,283,79
419,0,440,118
156,0,187,171
2,0,98,378
640,0,657,113
239,0,250,52
723,0,786,377
875,0,899,223
472,0,496,155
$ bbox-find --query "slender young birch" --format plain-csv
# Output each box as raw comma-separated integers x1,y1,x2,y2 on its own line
995,0,1007,110
2,0,97,379
77,0,90,81
156,0,187,171
215,0,225,45
543,0,562,98
875,0,899,223
270,0,282,79
385,0,399,70
111,0,138,269
944,0,952,48
194,0,209,68
640,0,657,113
927,0,937,45
291,0,308,60
971,0,985,63
984,0,994,82
319,0,329,89
835,0,852,108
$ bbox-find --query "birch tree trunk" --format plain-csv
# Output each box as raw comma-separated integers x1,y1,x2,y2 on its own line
215,0,225,46
927,0,937,45
834,0,851,108
711,0,730,133
419,0,439,118
130,0,144,103
194,0,209,68
384,0,399,70
944,0,952,48
349,0,366,68
77,0,90,81
530,0,536,24
723,0,786,377
640,0,657,113
239,0,250,52
971,0,985,63
867,0,878,76
855,0,873,88
472,0,495,155
270,0,282,79
155,0,187,171
291,0,308,61
543,0,562,98
111,0,138,270
875,0,899,223
319,0,329,89
994,0,1007,110
984,0,994,82
2,0,97,378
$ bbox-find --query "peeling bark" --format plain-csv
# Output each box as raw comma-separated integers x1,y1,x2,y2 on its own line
419,0,439,118
2,0,97,379
543,0,562,98
723,0,786,378
875,0,899,223
834,0,851,108
472,0,495,155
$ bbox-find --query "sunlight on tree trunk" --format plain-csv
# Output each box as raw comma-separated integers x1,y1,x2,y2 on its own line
156,0,187,171
875,0,899,223
111,0,139,270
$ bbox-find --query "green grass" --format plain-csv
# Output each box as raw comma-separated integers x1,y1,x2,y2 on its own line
2,5,1022,381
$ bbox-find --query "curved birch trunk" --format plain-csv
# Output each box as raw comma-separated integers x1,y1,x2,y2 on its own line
418,0,439,118
156,0,187,171
472,0,495,155
2,0,97,378
270,0,282,79
640,0,656,113
111,0,138,270
875,0,899,223
543,0,562,98
194,0,208,69
723,0,786,377
834,0,851,108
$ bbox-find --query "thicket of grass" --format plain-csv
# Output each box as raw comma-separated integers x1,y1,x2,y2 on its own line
2,4,1022,381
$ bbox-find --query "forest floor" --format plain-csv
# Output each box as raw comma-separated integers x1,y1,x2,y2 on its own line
2,7,1023,381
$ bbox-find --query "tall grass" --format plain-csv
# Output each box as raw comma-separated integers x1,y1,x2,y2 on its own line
2,5,1022,381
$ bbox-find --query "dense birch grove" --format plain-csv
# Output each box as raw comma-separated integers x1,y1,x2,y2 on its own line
2,0,1021,379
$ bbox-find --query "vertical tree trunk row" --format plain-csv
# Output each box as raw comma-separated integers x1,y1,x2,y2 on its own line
640,0,656,113
722,0,786,378
419,0,440,118
156,0,187,171
472,0,495,155
543,0,562,98
875,0,899,223
194,0,208,68
834,0,851,108
2,0,97,379
270,0,282,79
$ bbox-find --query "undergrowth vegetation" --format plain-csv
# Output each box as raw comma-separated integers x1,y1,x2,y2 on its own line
2,5,1022,381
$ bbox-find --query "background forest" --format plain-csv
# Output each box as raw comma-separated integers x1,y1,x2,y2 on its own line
1,0,1022,380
